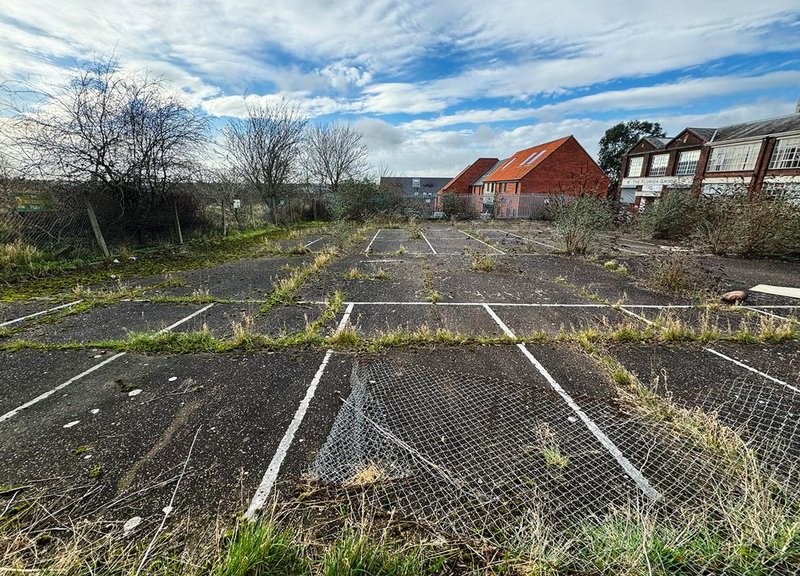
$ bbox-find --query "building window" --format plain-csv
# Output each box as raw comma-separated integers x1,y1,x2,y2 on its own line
627,156,643,177
769,137,800,169
707,143,760,172
676,150,700,175
648,154,669,176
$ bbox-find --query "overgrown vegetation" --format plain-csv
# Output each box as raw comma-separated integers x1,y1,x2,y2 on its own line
638,189,698,239
638,189,800,257
553,196,611,254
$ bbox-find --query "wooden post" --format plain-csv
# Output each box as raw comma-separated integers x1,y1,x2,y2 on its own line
83,192,110,258
173,197,183,244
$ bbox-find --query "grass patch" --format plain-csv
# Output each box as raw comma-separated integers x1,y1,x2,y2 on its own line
602,259,628,274
344,267,390,281
471,254,495,272
217,520,308,576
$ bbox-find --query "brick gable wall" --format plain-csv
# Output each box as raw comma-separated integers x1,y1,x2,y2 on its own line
520,137,609,196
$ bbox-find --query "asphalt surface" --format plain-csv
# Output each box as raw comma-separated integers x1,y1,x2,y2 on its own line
1,222,798,529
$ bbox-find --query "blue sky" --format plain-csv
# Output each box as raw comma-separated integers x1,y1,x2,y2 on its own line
2,0,800,176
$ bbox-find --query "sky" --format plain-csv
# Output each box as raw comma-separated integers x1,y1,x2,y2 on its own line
2,0,800,177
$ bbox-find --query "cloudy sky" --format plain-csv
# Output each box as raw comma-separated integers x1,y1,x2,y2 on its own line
2,1,800,176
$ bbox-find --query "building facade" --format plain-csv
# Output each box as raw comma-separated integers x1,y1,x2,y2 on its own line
618,110,800,210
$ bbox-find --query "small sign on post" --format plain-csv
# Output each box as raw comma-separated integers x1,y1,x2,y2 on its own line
233,199,241,210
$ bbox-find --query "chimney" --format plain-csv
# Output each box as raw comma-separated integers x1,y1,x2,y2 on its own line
796,96,800,114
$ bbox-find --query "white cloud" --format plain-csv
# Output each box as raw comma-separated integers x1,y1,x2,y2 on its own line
352,118,406,150
201,92,363,119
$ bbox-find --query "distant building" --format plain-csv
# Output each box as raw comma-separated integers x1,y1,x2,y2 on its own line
618,106,800,211
444,135,608,218
379,176,452,216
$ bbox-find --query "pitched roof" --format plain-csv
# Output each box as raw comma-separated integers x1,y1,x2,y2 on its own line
471,159,504,186
685,127,716,141
441,157,499,193
711,113,800,143
483,136,571,182
644,136,671,149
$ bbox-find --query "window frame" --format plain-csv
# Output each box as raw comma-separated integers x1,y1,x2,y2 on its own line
707,143,761,172
675,149,700,176
626,156,644,177
648,154,669,177
769,137,800,170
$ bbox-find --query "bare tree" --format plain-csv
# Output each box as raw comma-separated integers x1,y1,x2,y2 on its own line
305,122,368,219
222,99,307,225
3,57,209,249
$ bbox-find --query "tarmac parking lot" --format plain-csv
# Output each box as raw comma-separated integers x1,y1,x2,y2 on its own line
1,222,799,549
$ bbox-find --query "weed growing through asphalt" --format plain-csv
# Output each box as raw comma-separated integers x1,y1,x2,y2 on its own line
420,261,442,304
471,254,495,272
344,267,390,281
231,313,258,346
86,464,103,480
602,260,628,274
73,445,93,456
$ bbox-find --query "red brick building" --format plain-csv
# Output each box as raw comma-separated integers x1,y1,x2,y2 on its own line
482,136,609,218
436,157,499,214
618,109,800,211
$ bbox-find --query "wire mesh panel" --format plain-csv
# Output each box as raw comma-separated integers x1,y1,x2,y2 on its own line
308,357,800,552
309,359,652,536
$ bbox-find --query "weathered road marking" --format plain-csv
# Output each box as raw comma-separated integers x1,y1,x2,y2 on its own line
245,303,355,519
704,348,799,394
483,304,662,501
420,231,437,254
0,304,215,424
0,300,84,327
365,229,381,254
488,229,557,251
460,230,506,255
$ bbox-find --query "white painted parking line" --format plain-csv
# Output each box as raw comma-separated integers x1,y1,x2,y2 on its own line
0,304,216,424
704,348,799,394
336,303,355,332
0,300,84,327
750,284,800,299
482,304,661,501
245,348,333,519
0,352,127,423
365,229,381,254
245,303,354,519
420,231,437,255
157,303,215,333
460,230,506,255
488,229,557,251
303,237,325,249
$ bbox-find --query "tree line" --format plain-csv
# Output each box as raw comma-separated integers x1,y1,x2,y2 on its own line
0,57,373,253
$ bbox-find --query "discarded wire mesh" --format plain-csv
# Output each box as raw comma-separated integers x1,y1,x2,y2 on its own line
308,358,800,558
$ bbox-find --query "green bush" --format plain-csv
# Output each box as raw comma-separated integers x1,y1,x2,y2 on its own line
695,192,800,257
554,196,611,254
440,192,477,220
639,190,697,240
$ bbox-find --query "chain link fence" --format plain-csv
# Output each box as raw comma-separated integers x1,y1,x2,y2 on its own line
0,180,320,253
